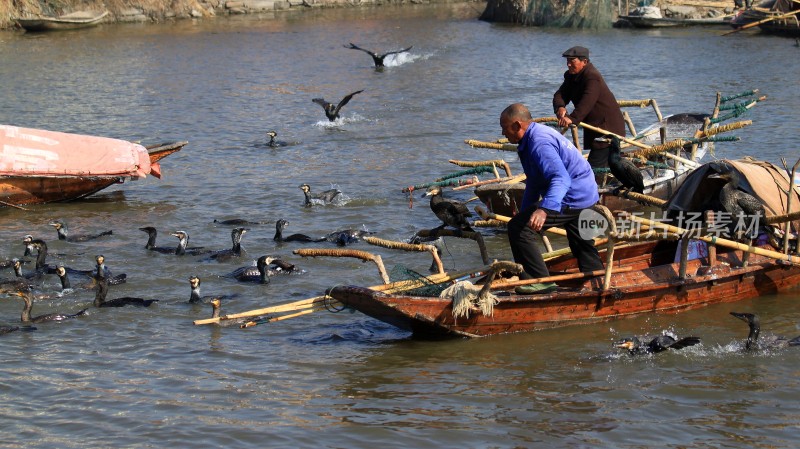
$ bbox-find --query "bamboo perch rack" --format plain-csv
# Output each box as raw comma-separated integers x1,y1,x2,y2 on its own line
621,212,800,267
452,173,527,191
449,159,512,177
363,236,445,275
414,228,490,265
464,139,518,152
608,188,668,207
293,248,390,284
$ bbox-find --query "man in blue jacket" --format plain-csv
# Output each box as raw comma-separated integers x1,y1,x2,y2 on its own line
500,103,604,294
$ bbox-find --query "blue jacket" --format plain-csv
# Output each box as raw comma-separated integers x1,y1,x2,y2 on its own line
517,122,599,212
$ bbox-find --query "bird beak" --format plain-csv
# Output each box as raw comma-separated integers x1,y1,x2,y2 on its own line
614,341,634,350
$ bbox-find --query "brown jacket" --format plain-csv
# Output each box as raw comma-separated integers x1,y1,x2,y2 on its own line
553,62,626,151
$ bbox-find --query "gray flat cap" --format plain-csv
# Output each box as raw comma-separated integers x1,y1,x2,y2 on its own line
562,46,589,58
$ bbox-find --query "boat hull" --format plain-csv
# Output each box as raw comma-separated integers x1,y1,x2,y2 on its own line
0,140,186,206
16,11,108,32
329,244,800,338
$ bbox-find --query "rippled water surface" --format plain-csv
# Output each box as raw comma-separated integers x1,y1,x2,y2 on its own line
1,5,800,447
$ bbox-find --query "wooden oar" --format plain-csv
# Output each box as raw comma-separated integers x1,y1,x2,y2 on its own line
722,8,800,35
490,266,633,289
622,212,800,266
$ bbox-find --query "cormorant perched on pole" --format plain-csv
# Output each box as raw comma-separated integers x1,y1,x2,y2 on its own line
607,135,645,194
424,185,474,232
710,166,766,239
343,43,412,68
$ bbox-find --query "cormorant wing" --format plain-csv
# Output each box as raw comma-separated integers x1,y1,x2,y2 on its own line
312,98,333,110
442,198,473,217
667,336,701,350
379,46,413,58
343,43,379,58
333,90,364,116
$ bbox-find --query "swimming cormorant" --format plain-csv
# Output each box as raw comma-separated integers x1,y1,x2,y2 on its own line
615,333,701,355
213,218,270,226
424,185,474,232
322,228,373,246
188,276,237,304
171,231,211,256
274,219,323,243
711,167,766,239
13,289,88,323
93,274,158,308
730,312,800,350
300,183,341,207
11,258,43,282
312,90,364,121
0,325,36,335
343,43,412,68
206,227,248,262
607,135,645,194
226,255,274,284
139,226,176,254
49,220,113,242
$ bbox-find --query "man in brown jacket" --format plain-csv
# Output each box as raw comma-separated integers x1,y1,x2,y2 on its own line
553,46,626,169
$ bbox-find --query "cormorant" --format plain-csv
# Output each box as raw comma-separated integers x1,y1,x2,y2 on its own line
730,312,800,350
93,274,158,308
188,276,236,304
206,227,248,262
11,258,43,281
312,90,364,121
49,220,113,242
55,262,125,291
170,231,211,256
213,218,270,226
91,255,126,285
139,226,175,254
322,228,373,246
424,185,474,232
711,167,766,239
0,325,36,335
274,219,323,243
13,289,88,323
0,274,34,293
343,43,412,68
615,333,701,355
300,183,341,207
607,135,645,194
226,255,274,284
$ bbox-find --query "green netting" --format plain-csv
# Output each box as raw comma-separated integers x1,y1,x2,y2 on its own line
389,264,450,297
526,0,616,28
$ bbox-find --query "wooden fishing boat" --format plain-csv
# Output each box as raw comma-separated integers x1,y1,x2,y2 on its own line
16,11,108,32
328,240,800,338
616,14,732,28
0,125,186,206
330,158,800,338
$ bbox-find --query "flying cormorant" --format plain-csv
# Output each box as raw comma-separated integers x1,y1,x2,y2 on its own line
343,43,412,68
312,90,364,121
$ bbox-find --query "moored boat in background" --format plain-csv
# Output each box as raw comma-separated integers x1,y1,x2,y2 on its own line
0,125,185,206
15,11,108,32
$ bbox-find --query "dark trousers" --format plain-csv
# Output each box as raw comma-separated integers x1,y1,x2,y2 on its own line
507,205,604,279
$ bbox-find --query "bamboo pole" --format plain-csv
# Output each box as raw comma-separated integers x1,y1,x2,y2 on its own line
363,236,444,275
415,228,490,265
782,158,800,253
621,212,800,266
449,159,512,177
452,173,527,191
464,139,517,152
610,189,668,207
766,210,800,226
722,8,800,35
489,266,634,289
293,248,390,284
473,205,610,247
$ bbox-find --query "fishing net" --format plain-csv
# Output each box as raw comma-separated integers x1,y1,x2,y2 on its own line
389,265,450,297
525,0,617,28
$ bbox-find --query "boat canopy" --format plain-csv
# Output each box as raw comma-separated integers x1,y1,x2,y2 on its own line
664,157,800,219
0,125,151,178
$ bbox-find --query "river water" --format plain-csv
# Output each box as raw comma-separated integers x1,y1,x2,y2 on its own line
1,4,800,447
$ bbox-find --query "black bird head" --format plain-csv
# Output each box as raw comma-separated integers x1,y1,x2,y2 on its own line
730,311,759,330
614,336,641,351
423,185,442,198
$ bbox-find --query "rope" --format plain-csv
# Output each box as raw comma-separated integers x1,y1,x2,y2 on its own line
710,103,750,124
720,89,758,103
402,177,476,193
434,166,494,181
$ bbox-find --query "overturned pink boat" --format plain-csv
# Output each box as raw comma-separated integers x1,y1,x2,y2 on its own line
0,125,186,206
